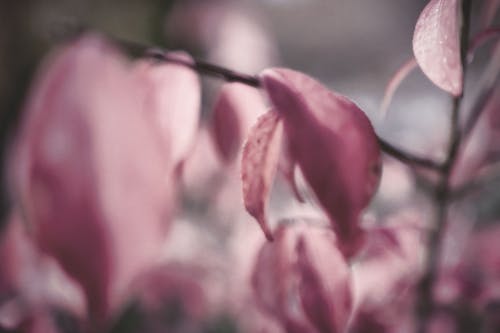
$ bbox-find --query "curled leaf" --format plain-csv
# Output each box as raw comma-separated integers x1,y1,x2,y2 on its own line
413,0,462,96
261,68,381,254
241,110,283,241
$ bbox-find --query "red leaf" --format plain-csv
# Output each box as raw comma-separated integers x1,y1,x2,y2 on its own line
241,110,283,241
212,83,268,164
413,0,463,96
261,68,381,255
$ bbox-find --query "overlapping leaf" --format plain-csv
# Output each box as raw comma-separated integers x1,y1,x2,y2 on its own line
212,83,268,163
261,68,381,255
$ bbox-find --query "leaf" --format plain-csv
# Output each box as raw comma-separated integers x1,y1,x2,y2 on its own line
296,230,352,333
261,68,381,255
278,139,305,203
241,110,283,241
211,83,267,164
13,35,172,324
413,0,462,96
133,52,201,168
251,222,329,333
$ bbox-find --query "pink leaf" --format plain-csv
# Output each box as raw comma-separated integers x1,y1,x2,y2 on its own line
133,52,201,168
261,68,381,255
241,110,283,241
13,35,172,324
297,231,352,333
252,222,330,333
413,0,463,96
211,83,268,163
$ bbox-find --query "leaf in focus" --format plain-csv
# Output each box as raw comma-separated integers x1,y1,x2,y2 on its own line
241,110,283,241
413,0,462,96
261,68,381,256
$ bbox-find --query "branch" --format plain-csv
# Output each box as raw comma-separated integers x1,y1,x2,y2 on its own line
109,36,443,171
113,37,261,87
377,138,442,170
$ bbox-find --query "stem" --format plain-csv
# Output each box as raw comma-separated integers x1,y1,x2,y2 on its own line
114,37,261,87
110,36,443,172
377,138,442,171
416,1,471,332
147,49,261,87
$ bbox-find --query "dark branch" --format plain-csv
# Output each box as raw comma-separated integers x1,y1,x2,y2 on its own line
113,37,261,87
111,35,443,171
377,138,442,171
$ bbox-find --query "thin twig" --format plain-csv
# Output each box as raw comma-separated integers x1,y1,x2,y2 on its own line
377,138,442,171
113,37,261,87
147,49,261,87
109,36,443,171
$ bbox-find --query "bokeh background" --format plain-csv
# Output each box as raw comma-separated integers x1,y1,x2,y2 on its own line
2,0,493,226
0,1,499,332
